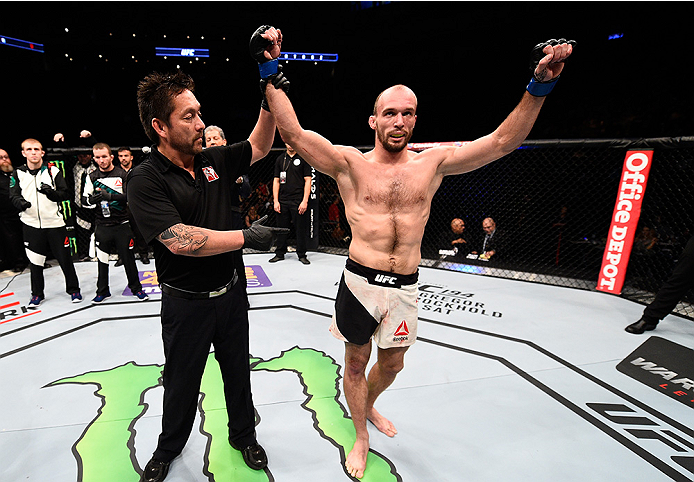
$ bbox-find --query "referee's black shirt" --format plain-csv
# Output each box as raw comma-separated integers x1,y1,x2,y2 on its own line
126,141,251,292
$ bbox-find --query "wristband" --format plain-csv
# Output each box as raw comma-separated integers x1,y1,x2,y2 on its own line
258,59,278,79
526,77,558,97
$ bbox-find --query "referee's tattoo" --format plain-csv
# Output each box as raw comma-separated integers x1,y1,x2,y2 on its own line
159,223,208,254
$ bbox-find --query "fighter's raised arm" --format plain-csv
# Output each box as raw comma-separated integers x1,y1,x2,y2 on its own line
250,26,353,179
247,25,283,164
434,39,575,177
266,85,353,179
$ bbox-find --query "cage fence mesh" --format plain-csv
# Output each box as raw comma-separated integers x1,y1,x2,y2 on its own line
46,137,694,320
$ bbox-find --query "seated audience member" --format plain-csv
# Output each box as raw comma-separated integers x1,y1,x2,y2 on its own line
327,194,350,244
245,205,261,228
472,217,503,261
439,217,470,259
633,225,658,253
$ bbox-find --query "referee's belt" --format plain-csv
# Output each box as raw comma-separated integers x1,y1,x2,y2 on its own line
160,270,238,300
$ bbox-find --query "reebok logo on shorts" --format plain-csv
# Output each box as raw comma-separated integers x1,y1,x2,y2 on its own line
393,320,409,342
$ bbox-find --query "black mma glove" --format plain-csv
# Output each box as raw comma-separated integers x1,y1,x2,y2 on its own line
250,25,279,78
526,38,576,97
38,183,62,202
17,198,31,211
242,215,290,251
99,190,113,201
88,191,103,205
250,25,290,111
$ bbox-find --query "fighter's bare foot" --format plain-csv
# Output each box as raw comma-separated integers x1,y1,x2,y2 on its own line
345,439,369,479
368,407,397,437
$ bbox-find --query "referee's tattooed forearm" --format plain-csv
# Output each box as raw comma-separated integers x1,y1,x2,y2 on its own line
159,224,208,254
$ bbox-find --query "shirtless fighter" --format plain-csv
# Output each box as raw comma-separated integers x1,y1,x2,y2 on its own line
259,32,574,478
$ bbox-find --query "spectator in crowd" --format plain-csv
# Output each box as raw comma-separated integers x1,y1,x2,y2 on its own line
439,217,470,259
203,125,226,147
328,194,341,224
0,148,28,273
552,205,569,231
245,204,260,228
633,225,658,253
551,205,570,265
54,130,98,261
472,217,503,261
269,143,312,265
117,147,136,172
326,194,351,244
10,138,82,305
71,144,97,262
252,180,273,217
82,143,149,303
117,147,150,265
205,125,251,229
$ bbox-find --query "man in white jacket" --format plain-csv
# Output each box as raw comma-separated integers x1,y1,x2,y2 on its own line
9,138,82,305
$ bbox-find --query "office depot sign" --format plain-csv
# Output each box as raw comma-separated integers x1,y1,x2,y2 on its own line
597,150,654,294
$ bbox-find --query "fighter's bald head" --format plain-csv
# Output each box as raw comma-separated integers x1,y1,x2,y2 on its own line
372,84,418,116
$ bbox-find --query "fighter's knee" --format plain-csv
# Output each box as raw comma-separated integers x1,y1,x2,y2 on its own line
379,358,405,377
345,357,369,376
344,342,372,376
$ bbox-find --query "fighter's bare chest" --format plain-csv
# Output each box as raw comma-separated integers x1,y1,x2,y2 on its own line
355,170,429,209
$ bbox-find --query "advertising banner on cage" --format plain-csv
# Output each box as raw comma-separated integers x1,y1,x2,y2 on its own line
597,149,654,295
306,166,319,250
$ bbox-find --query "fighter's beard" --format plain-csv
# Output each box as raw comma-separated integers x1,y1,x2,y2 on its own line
377,129,412,153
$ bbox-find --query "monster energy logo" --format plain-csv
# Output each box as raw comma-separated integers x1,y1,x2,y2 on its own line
48,159,73,223
46,347,401,481
50,159,67,177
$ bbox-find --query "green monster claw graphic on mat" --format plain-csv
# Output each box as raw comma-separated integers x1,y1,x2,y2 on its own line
46,347,401,481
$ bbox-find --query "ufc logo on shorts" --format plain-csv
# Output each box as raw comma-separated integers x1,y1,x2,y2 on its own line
374,274,397,285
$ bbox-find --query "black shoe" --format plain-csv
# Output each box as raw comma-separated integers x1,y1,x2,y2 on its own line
299,256,310,265
269,255,284,263
115,258,124,267
625,317,658,334
141,255,150,265
140,457,170,482
230,441,268,470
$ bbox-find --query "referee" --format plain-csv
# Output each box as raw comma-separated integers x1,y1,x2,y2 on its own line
127,59,287,482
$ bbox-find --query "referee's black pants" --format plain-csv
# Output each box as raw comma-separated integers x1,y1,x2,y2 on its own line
153,280,256,463
643,234,694,322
